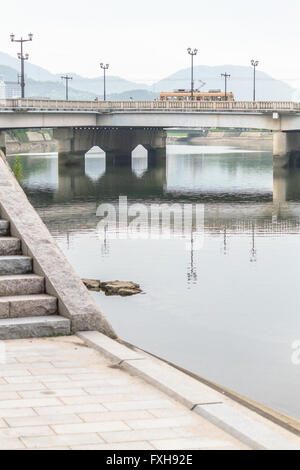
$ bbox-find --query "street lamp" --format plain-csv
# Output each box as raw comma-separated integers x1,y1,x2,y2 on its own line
251,60,259,102
100,63,109,101
61,74,73,101
221,72,231,101
187,48,198,101
10,33,33,98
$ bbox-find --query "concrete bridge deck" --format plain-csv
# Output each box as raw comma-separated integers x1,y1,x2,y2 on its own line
1,98,300,113
2,99,300,167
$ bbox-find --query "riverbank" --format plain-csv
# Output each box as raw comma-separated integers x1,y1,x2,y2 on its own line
167,131,273,150
5,130,57,155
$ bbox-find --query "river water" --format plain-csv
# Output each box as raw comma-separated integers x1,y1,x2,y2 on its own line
7,144,300,421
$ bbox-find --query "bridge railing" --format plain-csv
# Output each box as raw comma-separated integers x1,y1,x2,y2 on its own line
0,99,300,112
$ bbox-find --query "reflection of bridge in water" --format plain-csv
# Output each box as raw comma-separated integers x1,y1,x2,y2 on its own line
19,152,300,216
13,150,300,290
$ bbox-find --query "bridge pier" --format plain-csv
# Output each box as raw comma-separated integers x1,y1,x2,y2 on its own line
53,127,167,169
147,148,167,168
273,131,300,168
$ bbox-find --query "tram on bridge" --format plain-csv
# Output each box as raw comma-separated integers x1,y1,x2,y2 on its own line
159,89,234,102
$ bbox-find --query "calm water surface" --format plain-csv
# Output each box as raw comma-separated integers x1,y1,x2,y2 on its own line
8,144,300,421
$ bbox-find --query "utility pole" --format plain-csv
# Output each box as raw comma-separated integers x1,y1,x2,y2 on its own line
221,72,231,101
10,33,33,98
251,60,259,102
61,74,73,101
187,48,198,101
100,63,109,101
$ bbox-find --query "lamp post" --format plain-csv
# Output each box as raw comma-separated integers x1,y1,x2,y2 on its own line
221,72,231,101
100,63,109,101
10,33,33,98
251,60,259,102
187,48,198,101
61,74,73,101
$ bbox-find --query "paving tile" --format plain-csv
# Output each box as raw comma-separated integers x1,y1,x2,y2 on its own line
83,385,160,396
5,414,83,428
45,379,127,390
0,392,20,400
0,437,25,449
51,362,85,368
0,408,37,418
102,400,176,412
125,416,199,430
67,373,132,383
34,403,107,416
4,375,71,384
21,433,104,449
99,428,180,443
0,398,61,409
0,425,53,438
1,369,31,378
79,410,153,423
149,437,238,450
52,421,130,435
0,382,46,392
18,388,88,399
62,393,162,406
148,408,191,418
60,396,103,406
72,441,155,450
29,368,89,376
0,362,55,371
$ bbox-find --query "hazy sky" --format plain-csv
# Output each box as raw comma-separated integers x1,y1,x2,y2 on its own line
1,0,300,86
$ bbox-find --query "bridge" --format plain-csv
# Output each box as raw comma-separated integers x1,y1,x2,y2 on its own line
1,99,300,167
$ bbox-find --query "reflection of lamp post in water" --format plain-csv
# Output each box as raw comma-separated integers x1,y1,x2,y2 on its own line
250,223,257,262
187,230,197,286
223,226,227,255
101,225,110,256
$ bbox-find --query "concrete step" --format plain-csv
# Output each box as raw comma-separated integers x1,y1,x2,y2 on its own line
0,220,9,237
0,256,32,275
0,294,57,319
0,274,44,297
0,238,21,256
0,315,71,340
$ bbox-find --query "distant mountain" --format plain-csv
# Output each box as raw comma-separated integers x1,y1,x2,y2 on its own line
153,65,300,101
0,65,97,100
0,52,299,101
25,79,97,101
56,75,150,96
0,51,56,82
0,51,150,96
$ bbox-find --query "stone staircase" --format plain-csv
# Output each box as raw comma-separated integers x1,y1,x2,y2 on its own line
0,218,71,339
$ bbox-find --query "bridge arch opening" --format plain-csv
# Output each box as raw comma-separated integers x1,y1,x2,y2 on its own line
85,146,106,181
132,145,148,177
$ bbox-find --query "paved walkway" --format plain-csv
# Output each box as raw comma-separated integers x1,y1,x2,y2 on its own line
0,336,249,450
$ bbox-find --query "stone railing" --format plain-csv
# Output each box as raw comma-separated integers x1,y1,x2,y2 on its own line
0,99,300,113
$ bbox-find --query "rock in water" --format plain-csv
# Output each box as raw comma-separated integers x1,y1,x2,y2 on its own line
82,279,101,291
100,281,142,296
